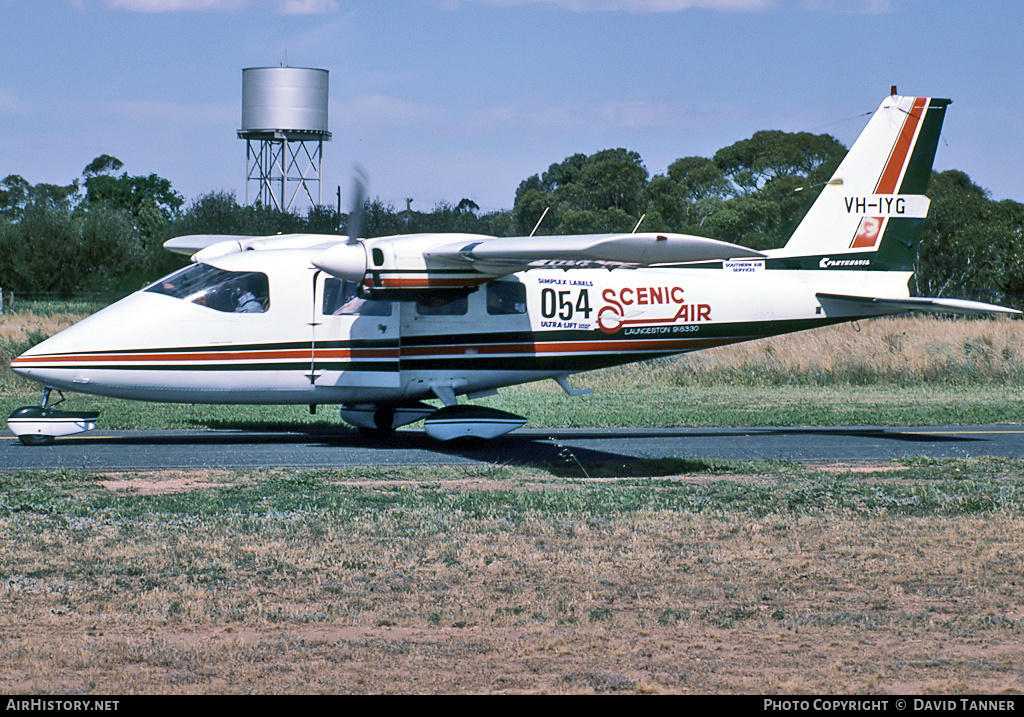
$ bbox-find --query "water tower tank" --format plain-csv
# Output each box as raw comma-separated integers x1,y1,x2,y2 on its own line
241,67,329,134
238,67,331,211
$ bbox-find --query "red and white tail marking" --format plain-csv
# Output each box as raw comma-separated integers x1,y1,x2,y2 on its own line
775,94,938,261
848,96,929,251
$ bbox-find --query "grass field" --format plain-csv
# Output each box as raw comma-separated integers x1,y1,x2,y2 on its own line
2,460,1024,694
3,310,1024,694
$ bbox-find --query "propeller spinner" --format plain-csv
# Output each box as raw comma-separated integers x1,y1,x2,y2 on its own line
313,167,370,281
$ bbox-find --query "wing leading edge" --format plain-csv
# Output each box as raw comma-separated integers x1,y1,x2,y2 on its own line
427,232,765,272
168,231,763,292
311,231,765,294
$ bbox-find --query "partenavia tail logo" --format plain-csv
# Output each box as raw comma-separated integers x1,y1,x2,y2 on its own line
850,216,885,249
819,257,871,269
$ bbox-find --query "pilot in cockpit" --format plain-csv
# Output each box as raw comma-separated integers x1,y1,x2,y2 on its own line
234,275,267,313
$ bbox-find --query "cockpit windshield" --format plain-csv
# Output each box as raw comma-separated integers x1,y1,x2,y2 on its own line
146,264,270,314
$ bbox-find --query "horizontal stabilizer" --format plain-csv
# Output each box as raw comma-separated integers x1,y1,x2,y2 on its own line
427,232,764,272
817,292,1021,316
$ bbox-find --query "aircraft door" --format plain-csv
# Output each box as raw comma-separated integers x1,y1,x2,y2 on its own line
311,274,401,388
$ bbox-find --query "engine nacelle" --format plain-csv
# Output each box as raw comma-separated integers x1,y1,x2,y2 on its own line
313,233,497,297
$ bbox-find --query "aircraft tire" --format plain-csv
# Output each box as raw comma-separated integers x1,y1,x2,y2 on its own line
446,435,487,450
19,434,55,446
357,426,395,438
356,406,396,439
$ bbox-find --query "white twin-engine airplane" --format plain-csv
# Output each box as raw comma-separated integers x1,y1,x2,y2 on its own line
8,92,1020,445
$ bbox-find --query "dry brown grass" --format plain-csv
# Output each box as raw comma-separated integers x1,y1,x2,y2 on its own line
0,312,83,344
694,315,1023,382
2,467,1023,694
542,315,1024,394
1,313,87,390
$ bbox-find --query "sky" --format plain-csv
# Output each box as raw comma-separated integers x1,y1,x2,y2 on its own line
2,0,1021,216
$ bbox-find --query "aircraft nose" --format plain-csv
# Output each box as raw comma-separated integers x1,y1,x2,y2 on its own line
11,316,109,389
9,292,168,393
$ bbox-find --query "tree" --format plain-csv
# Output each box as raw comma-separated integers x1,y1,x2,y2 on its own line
670,130,848,248
0,203,142,295
3,129,1017,305
511,148,649,235
83,154,124,178
713,130,846,195
510,186,550,235
667,156,731,200
1,174,79,220
82,170,184,224
916,170,1024,306
170,190,246,236
80,157,185,256
455,198,479,215
0,175,32,218
642,167,729,234
305,204,343,234
573,148,648,216
700,194,782,250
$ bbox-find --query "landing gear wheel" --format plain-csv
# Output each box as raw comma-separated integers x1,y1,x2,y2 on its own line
19,434,55,446
447,435,486,450
358,406,396,438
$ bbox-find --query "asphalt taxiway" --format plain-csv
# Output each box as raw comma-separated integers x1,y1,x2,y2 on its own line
2,424,1022,472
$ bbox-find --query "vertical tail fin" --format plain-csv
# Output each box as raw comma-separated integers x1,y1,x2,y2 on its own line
776,93,950,270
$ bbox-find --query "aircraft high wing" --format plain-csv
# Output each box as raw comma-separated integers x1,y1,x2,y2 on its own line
332,232,765,291
166,230,765,295
8,91,1020,445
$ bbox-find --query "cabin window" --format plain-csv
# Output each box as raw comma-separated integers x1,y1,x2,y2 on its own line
322,278,392,316
486,282,527,315
146,264,270,314
416,294,468,316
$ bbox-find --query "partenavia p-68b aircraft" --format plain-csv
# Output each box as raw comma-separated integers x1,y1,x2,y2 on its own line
8,91,1020,445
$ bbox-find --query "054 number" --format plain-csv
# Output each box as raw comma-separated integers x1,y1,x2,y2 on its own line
540,288,592,320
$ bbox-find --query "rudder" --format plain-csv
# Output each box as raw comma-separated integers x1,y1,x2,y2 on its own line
774,93,950,271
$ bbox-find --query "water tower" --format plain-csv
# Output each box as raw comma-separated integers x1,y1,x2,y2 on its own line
238,66,331,211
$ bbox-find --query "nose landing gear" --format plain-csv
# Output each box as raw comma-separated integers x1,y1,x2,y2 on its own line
7,389,100,446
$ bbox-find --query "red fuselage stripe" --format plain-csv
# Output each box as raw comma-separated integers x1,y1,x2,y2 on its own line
13,348,399,365
12,336,726,367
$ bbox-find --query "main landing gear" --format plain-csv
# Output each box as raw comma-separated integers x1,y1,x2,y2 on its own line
340,401,527,442
7,389,100,446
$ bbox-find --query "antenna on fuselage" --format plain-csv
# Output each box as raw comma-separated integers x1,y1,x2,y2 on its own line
529,207,549,237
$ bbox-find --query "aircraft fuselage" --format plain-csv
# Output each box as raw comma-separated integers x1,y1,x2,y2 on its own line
11,248,903,406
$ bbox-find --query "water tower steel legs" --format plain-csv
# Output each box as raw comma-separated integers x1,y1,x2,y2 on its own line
244,134,324,211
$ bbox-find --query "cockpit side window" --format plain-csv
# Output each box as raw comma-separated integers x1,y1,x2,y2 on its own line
322,278,393,316
416,294,468,316
486,282,527,315
146,264,270,314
